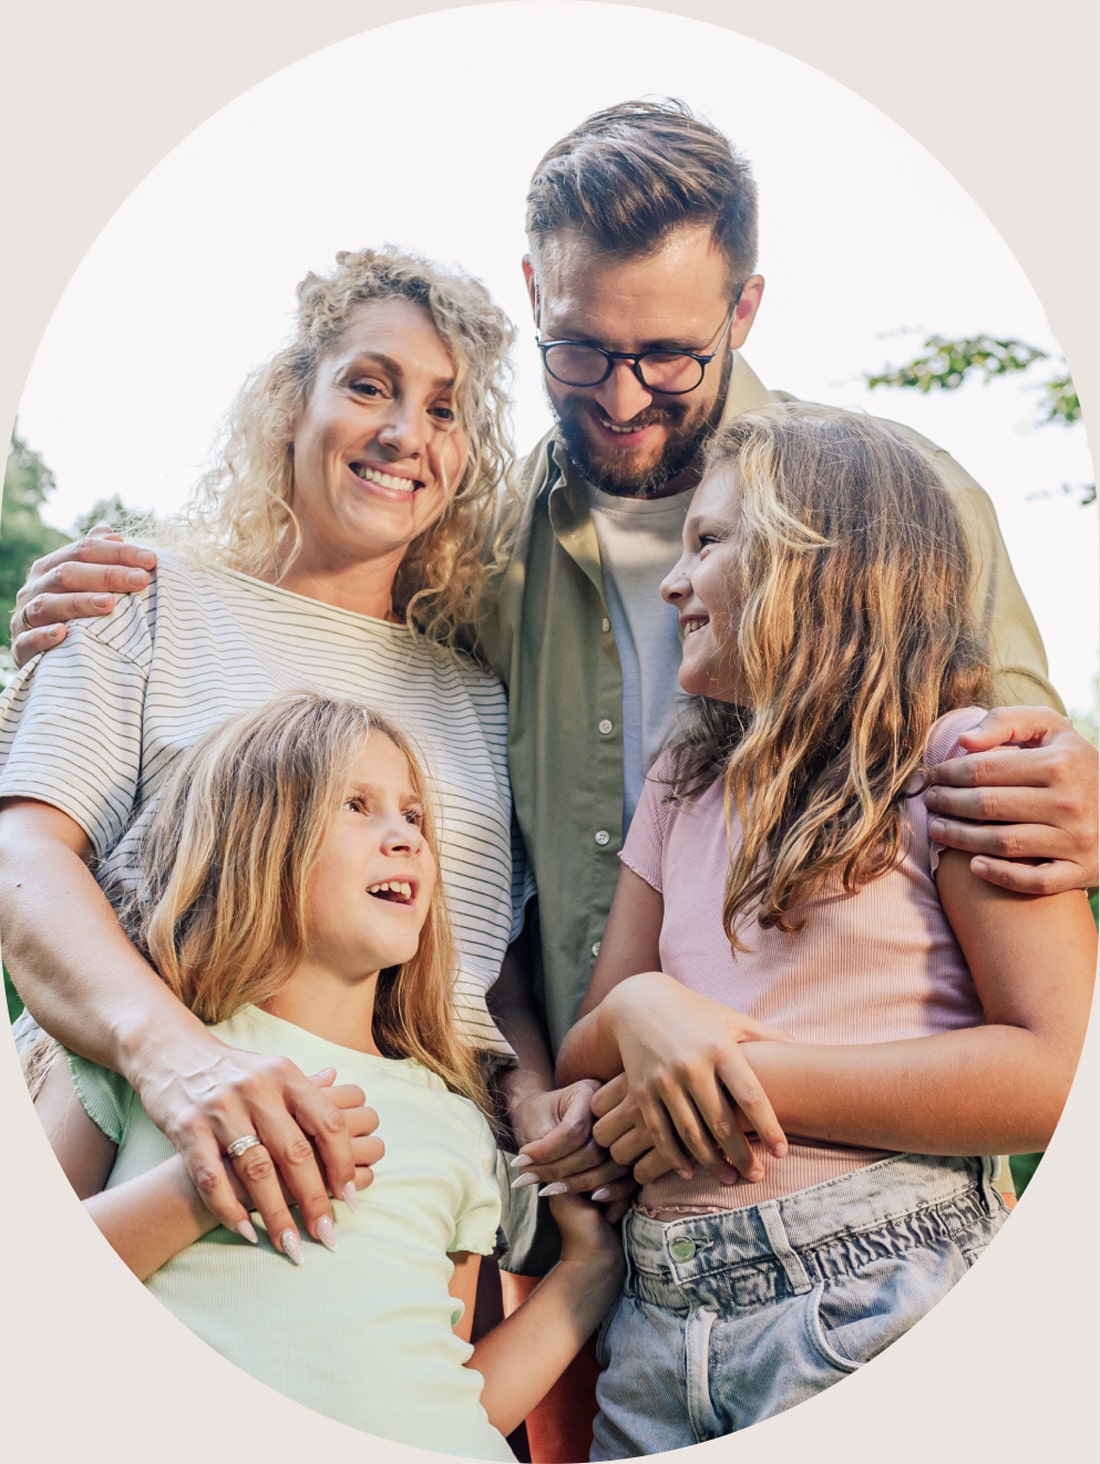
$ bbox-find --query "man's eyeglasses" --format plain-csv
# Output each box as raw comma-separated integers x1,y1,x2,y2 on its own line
536,300,738,396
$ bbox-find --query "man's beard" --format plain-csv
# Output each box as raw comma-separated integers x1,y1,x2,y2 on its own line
551,350,733,499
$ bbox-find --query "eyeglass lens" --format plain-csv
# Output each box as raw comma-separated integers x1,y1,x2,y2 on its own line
542,344,706,393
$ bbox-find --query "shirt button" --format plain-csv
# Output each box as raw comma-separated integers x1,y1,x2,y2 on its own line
601,617,611,633
594,830,610,847
670,1238,696,1262
598,718,614,735
591,941,601,958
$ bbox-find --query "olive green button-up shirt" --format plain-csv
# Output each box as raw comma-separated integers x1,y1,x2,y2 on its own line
477,355,1061,1055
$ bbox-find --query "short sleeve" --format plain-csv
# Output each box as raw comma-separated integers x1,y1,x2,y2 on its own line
509,807,537,942
620,751,677,893
0,590,153,859
924,706,990,879
67,1052,136,1145
450,1114,503,1256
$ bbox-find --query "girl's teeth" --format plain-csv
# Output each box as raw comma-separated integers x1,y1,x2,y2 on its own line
367,881,413,900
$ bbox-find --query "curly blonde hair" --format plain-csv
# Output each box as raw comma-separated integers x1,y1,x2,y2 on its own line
110,692,488,1111
168,247,518,645
666,404,991,948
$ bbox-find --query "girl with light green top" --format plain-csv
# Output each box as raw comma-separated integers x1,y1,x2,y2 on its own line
33,692,623,1458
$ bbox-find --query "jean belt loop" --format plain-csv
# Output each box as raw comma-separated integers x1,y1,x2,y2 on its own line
621,1209,638,1290
758,1200,812,1295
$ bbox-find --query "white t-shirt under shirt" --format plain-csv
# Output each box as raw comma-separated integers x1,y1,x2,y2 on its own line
0,551,523,1055
70,1005,512,1458
586,483,691,833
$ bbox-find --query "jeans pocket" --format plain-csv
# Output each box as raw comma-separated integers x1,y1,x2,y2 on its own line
806,1245,969,1372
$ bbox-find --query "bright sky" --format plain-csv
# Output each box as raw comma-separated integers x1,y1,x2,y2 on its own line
14,1,1097,712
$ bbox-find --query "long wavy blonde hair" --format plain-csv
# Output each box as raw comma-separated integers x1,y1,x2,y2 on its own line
667,404,991,948
157,247,518,645
111,692,487,1111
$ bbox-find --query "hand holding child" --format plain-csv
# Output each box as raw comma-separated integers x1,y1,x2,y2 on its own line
511,1079,635,1219
597,973,791,1184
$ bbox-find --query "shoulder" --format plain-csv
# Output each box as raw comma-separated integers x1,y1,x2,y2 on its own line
516,427,558,499
925,705,989,766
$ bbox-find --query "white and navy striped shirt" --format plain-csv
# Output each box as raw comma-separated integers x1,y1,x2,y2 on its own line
0,552,523,1055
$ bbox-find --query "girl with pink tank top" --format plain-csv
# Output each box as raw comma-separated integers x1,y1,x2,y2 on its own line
553,404,1095,1454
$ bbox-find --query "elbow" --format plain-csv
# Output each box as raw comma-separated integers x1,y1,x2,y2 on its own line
1005,1042,1085,1154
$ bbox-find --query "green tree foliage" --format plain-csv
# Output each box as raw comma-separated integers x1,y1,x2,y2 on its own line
1,429,68,647
72,494,137,537
866,335,1093,505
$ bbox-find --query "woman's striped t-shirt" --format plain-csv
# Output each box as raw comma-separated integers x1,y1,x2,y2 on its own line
0,551,525,1055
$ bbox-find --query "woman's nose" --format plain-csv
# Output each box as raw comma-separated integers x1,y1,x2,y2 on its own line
376,403,425,459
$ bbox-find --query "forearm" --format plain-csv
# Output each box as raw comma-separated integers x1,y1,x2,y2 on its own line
0,826,210,1079
84,1156,223,1281
745,1024,1080,1156
557,974,677,1086
468,1254,622,1438
488,940,558,1144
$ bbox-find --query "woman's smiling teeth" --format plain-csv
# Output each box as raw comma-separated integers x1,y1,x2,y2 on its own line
683,617,709,636
351,463,420,492
367,880,414,903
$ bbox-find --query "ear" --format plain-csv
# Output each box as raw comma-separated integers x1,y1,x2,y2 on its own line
727,275,765,351
522,255,539,323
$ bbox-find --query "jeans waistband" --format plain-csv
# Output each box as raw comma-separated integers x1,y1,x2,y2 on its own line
623,1153,999,1311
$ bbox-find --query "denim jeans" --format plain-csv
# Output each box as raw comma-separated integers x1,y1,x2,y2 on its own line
591,1153,1009,1458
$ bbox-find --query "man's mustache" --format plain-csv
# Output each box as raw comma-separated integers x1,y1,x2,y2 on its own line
563,400,689,432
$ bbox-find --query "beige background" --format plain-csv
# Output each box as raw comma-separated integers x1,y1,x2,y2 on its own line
1,4,1097,1461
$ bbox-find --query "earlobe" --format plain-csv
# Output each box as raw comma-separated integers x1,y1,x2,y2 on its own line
728,275,765,350
522,256,539,322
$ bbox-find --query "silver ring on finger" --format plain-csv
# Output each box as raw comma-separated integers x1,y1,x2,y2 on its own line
226,1134,263,1159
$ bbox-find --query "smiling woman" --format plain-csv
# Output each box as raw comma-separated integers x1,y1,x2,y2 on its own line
284,298,473,605
0,246,527,1265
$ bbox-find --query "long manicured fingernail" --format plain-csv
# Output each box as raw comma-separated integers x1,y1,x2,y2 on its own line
511,1172,539,1190
280,1230,304,1266
509,1153,533,1169
342,1181,359,1212
315,1215,337,1253
91,594,112,609
233,1219,259,1244
590,1187,612,1202
538,1182,570,1197
311,1067,337,1081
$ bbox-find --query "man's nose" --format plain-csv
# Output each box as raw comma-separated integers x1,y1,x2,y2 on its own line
594,360,654,424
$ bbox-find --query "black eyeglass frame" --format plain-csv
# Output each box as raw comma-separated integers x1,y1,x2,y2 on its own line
535,297,740,396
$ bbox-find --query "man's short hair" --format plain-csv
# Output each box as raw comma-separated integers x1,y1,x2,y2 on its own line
526,98,758,290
